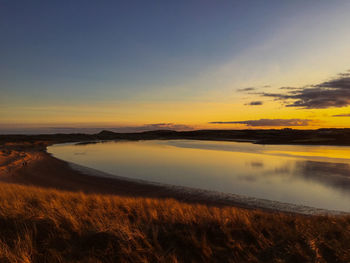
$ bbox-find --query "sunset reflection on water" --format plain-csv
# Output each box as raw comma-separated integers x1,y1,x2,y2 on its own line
48,140,350,212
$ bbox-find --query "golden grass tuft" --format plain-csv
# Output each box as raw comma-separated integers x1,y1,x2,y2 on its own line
0,182,349,262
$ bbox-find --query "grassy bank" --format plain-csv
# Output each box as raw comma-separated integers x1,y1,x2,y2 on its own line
0,183,349,262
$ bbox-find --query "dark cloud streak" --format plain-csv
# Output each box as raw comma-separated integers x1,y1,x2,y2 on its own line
260,71,350,109
245,101,263,106
142,123,192,130
237,87,255,92
332,114,350,117
209,119,310,127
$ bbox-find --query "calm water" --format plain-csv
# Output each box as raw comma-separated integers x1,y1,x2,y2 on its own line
48,140,350,212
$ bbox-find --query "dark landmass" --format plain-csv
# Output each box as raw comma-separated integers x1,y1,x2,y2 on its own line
2,128,350,147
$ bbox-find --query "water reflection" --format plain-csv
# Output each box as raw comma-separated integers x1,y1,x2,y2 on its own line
244,159,350,195
295,161,350,193
48,140,350,211
249,161,264,168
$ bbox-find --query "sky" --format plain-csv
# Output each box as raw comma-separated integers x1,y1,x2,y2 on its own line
1,0,350,133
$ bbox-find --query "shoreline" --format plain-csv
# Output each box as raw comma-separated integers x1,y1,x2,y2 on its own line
68,161,346,216
1,141,347,216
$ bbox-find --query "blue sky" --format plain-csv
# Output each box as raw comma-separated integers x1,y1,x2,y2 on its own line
1,0,350,132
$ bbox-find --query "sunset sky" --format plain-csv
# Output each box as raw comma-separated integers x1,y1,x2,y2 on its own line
2,0,350,133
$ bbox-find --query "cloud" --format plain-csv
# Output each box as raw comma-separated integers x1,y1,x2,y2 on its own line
279,86,300,90
237,87,255,92
245,101,263,106
238,85,271,92
142,123,192,130
108,123,193,132
209,119,310,127
332,114,350,117
260,71,350,109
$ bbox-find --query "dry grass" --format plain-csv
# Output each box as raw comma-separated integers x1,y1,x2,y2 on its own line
0,182,349,263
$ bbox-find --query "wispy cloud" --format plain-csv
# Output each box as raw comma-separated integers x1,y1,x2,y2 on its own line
260,71,350,109
279,86,300,90
209,119,310,127
245,101,263,106
141,123,192,130
332,114,350,117
99,123,193,132
237,87,255,92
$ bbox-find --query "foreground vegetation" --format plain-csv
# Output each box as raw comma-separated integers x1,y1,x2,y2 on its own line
0,183,349,263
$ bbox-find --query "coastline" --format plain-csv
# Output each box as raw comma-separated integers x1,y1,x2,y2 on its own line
1,141,347,216
68,161,347,216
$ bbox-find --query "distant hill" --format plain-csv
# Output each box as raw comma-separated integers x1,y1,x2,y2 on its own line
2,128,350,146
